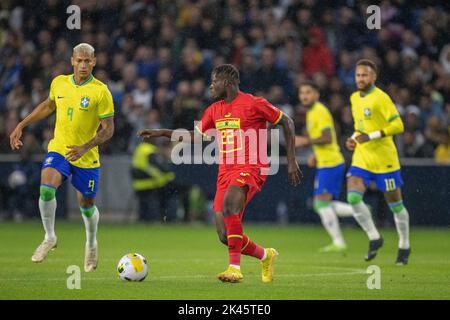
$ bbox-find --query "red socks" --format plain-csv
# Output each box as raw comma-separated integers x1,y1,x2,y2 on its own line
241,234,265,260
224,214,243,266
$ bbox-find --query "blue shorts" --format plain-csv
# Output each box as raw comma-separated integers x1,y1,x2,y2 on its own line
314,164,346,199
347,166,404,192
42,152,100,198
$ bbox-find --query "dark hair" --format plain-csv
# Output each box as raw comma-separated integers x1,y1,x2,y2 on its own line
299,80,319,92
212,64,240,85
356,59,378,74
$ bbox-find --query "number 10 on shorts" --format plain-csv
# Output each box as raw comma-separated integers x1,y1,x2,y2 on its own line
384,178,396,191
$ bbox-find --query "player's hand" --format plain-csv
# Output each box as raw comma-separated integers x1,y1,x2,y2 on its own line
9,126,24,150
355,133,370,144
307,154,316,168
138,129,165,139
288,160,302,186
66,145,89,162
295,135,309,148
346,138,356,151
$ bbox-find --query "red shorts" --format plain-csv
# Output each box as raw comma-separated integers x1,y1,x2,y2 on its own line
213,167,267,217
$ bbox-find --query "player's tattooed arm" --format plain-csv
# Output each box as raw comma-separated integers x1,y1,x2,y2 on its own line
278,113,302,186
66,117,115,161
295,128,332,148
9,98,56,150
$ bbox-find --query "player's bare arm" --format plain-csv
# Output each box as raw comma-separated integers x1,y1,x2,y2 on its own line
295,128,332,148
138,129,211,143
278,113,301,186
9,98,56,150
66,117,114,162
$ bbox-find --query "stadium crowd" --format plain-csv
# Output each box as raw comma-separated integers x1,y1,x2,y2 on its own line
0,0,449,163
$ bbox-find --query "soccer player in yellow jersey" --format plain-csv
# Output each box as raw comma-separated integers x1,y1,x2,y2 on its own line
346,59,410,265
9,43,115,271
295,81,354,253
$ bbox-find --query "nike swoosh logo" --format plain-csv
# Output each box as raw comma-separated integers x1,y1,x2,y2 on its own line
224,113,232,118
57,96,64,99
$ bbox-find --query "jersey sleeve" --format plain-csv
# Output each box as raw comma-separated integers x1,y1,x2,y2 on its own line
195,105,215,136
380,93,399,123
379,93,404,136
254,97,283,124
48,77,57,101
349,93,358,132
316,107,333,132
98,86,115,119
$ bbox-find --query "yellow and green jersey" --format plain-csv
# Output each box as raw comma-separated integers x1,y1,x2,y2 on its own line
306,101,344,168
350,86,404,173
48,74,114,168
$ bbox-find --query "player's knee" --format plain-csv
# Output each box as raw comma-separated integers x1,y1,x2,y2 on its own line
79,196,94,208
221,201,241,217
347,191,363,205
389,201,405,214
313,200,330,213
40,185,56,201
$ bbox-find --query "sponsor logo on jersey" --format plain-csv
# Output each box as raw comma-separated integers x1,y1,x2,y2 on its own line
215,118,240,129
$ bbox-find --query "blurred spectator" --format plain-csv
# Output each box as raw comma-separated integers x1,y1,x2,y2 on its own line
434,129,450,164
131,140,176,222
0,1,447,163
254,46,292,95
132,78,153,110
400,130,434,158
301,27,335,78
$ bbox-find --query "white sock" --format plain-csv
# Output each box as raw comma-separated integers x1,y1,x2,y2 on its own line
394,208,410,249
352,201,380,240
318,206,345,246
229,264,240,270
39,198,57,241
82,206,99,249
332,201,355,217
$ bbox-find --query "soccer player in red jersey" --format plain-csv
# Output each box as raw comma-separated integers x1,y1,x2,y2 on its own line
139,64,301,283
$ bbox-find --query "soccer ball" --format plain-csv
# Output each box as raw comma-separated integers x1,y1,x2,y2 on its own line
117,253,148,281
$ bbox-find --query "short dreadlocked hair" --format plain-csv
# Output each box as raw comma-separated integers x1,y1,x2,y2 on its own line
212,64,240,85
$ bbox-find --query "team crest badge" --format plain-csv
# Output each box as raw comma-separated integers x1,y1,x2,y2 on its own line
364,107,371,118
80,96,90,108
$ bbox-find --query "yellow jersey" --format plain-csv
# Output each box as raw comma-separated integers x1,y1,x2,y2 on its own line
306,102,344,168
48,74,115,168
350,86,404,173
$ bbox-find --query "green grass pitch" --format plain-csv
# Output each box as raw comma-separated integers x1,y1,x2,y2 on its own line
0,222,449,300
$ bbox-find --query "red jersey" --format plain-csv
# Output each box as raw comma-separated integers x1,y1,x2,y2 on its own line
195,91,283,174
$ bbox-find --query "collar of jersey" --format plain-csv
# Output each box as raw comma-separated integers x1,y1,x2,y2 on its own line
70,74,94,87
223,91,242,105
310,101,319,111
360,85,376,98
